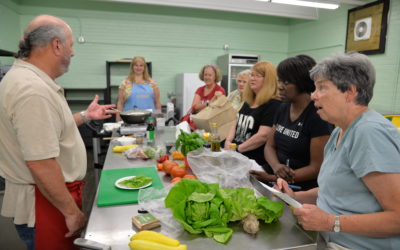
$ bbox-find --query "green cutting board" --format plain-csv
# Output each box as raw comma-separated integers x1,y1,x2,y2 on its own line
97,167,164,207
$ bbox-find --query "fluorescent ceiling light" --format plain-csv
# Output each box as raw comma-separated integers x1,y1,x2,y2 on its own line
257,0,339,9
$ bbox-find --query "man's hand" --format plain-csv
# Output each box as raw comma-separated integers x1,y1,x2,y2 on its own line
65,210,87,237
86,95,119,120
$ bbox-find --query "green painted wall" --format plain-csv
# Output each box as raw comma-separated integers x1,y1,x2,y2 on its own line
0,0,20,65
11,0,289,108
2,0,399,114
288,1,400,114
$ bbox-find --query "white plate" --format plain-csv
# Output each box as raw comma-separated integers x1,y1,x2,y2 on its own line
114,176,152,190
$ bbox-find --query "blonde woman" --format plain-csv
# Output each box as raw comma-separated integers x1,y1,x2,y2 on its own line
116,56,161,121
225,61,281,166
227,69,251,111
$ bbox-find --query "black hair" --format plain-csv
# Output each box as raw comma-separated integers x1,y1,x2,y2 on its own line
277,55,316,94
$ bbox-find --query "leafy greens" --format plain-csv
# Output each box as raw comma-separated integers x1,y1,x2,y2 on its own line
118,175,152,188
164,179,283,244
175,130,207,156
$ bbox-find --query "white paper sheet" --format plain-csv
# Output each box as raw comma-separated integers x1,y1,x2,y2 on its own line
259,182,302,208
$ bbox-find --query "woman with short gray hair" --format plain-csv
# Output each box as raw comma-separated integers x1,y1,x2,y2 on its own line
275,52,400,249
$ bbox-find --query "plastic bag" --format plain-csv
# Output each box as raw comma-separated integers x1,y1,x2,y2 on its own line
143,146,165,159
124,147,148,159
138,186,184,238
124,146,165,160
187,147,263,189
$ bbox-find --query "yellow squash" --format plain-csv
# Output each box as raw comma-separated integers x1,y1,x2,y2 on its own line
112,144,137,153
130,230,179,246
129,239,187,250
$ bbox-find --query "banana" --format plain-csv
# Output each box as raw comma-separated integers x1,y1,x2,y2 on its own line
130,230,180,246
129,239,187,250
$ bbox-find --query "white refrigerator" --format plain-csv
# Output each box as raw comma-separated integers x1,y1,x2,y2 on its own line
175,73,205,117
217,54,259,94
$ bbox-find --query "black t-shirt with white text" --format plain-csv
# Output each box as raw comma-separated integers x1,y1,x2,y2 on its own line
233,99,281,166
266,101,333,190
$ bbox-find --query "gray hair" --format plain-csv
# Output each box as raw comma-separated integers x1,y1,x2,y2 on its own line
310,52,376,106
16,24,67,58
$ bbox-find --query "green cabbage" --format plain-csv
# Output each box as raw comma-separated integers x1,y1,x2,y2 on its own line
164,179,283,244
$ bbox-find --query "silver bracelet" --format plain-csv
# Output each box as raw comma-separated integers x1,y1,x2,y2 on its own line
80,111,89,123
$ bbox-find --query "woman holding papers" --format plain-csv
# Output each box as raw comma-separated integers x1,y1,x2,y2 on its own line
276,52,400,249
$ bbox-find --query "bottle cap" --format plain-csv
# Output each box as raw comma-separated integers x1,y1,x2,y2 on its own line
211,122,217,128
229,143,237,150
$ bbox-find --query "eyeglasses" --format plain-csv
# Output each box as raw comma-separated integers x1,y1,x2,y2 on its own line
278,79,291,86
250,73,264,78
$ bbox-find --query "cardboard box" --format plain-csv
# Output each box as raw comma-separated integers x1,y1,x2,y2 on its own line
192,96,237,140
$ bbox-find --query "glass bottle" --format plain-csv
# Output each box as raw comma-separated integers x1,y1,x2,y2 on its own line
146,117,155,145
210,122,220,152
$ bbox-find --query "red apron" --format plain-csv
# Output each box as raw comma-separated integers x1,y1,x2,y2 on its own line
34,181,84,250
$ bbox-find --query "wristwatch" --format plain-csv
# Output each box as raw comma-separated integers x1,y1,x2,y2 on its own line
80,110,89,123
333,215,341,233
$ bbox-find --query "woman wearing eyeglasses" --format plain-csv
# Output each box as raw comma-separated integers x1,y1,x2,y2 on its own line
250,55,333,190
224,61,281,166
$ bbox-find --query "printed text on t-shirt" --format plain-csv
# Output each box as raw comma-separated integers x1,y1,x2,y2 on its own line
276,124,300,139
235,114,254,142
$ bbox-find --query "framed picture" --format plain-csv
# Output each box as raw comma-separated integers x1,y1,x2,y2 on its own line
345,0,390,55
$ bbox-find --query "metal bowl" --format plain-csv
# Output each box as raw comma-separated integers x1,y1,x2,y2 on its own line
120,109,151,124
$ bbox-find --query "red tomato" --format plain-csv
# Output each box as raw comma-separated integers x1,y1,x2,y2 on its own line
171,166,187,178
170,177,182,184
183,174,196,179
157,155,170,163
163,160,178,175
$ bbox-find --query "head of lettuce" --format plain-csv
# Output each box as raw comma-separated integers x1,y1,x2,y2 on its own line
164,178,284,244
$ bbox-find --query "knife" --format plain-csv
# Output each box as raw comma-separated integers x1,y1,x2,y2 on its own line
74,238,112,250
250,175,302,209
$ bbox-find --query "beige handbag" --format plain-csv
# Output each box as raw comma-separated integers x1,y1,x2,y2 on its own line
191,95,237,140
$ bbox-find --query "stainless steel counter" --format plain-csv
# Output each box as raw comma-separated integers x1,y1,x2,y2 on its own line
84,126,317,249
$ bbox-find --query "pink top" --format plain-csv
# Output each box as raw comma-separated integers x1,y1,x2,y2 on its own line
195,84,226,103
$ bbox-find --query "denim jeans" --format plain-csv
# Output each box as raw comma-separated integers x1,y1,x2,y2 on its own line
14,224,35,250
